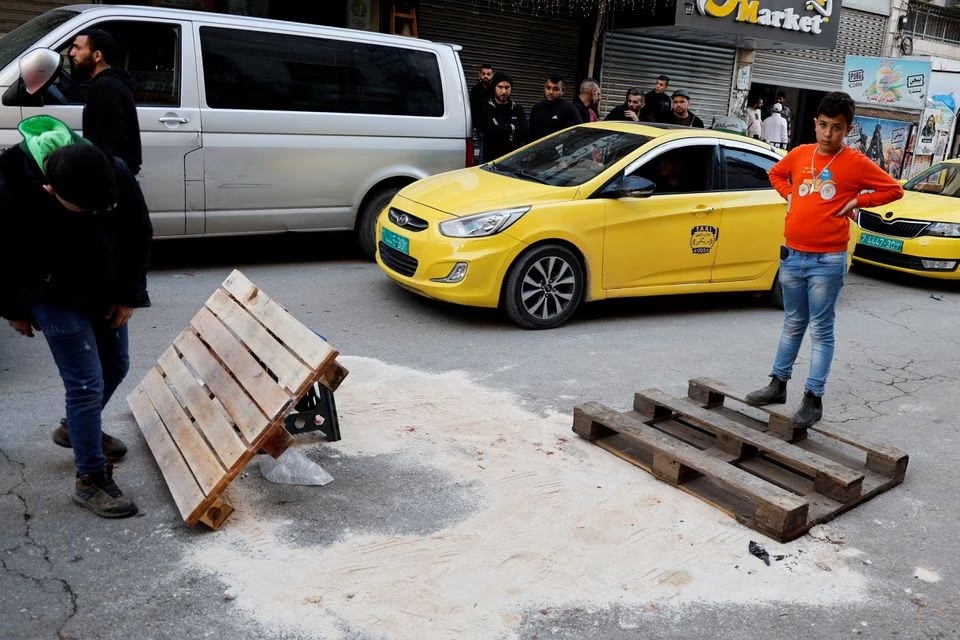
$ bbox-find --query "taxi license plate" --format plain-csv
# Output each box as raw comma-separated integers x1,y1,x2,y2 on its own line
382,227,409,254
860,232,903,253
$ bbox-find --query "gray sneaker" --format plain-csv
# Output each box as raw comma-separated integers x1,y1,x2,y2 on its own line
73,464,139,519
53,418,128,461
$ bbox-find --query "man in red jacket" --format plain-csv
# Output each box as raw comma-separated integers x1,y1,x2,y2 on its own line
745,92,903,427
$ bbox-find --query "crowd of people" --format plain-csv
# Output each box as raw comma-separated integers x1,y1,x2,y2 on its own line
470,67,708,163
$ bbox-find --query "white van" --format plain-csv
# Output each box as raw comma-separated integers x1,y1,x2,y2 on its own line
0,5,473,258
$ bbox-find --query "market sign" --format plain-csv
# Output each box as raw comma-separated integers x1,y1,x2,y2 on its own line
676,0,841,48
843,56,931,111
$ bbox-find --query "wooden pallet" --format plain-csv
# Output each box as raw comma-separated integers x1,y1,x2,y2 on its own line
127,269,348,529
572,379,908,542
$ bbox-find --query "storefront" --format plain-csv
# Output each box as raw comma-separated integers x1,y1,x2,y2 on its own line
600,0,843,129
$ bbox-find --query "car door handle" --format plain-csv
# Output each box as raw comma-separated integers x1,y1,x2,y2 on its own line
158,115,189,124
693,206,716,214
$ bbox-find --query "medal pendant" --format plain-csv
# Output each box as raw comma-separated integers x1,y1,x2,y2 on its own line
798,183,811,197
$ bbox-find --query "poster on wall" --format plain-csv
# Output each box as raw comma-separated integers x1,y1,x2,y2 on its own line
847,116,911,178
903,72,960,178
843,56,931,111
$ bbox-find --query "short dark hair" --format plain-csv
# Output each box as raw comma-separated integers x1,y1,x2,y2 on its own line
546,73,564,85
816,91,855,124
77,28,119,66
480,63,493,70
625,87,644,100
45,144,117,211
776,91,787,100
657,74,670,84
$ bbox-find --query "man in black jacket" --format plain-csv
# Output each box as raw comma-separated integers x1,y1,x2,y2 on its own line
478,72,528,162
528,73,582,143
643,74,673,123
69,28,142,175
0,115,152,519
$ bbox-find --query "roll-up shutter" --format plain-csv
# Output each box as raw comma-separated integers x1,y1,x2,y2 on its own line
418,0,582,110
752,9,886,91
599,33,736,127
1,0,75,35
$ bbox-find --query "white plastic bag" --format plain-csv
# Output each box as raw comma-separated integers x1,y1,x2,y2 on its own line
257,449,334,486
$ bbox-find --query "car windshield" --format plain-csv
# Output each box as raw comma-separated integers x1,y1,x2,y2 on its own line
485,128,651,187
0,9,78,71
903,163,960,197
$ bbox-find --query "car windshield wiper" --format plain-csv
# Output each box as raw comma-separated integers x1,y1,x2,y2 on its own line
499,166,549,184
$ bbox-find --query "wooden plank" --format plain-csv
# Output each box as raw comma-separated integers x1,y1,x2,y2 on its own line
221,270,337,370
174,330,267,443
688,377,805,441
140,368,226,495
689,377,908,479
157,347,246,469
127,383,206,520
197,494,234,530
318,360,349,393
573,402,809,538
634,389,864,503
205,288,312,393
190,307,291,418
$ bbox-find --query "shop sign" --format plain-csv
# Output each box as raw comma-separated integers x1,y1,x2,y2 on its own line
843,56,931,111
677,0,841,47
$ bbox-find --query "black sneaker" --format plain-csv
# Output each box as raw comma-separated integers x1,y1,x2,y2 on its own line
73,464,138,518
52,418,128,461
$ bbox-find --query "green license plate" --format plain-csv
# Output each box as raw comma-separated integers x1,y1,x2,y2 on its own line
860,232,903,253
381,227,409,254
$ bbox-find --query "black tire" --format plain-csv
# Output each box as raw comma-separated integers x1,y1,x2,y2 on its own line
502,244,584,329
356,188,400,260
768,270,784,309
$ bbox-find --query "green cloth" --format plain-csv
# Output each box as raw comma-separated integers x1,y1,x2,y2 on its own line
17,115,88,173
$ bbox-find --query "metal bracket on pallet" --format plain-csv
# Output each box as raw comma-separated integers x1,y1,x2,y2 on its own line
284,382,341,441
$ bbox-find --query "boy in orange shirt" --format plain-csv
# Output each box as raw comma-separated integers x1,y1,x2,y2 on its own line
745,92,903,426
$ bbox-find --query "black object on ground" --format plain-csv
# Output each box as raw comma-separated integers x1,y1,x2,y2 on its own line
749,540,785,566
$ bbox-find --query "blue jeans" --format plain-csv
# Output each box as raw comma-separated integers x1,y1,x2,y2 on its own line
31,304,130,474
770,248,847,397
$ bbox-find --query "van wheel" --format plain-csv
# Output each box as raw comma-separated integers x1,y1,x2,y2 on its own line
357,188,400,260
502,244,584,330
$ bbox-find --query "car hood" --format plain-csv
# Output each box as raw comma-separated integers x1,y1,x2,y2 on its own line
866,189,960,222
398,166,578,215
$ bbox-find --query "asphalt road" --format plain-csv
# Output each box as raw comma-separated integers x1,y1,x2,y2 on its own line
1,232,958,639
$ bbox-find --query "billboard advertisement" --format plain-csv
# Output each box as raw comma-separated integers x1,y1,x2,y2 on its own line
842,56,931,111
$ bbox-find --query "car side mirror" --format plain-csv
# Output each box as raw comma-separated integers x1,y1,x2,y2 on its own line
2,48,61,106
601,175,656,198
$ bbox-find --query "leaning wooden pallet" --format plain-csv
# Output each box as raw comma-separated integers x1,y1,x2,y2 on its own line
573,380,908,542
128,269,348,530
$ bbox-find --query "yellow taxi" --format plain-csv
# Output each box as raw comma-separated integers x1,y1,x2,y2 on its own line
852,159,960,279
376,122,788,329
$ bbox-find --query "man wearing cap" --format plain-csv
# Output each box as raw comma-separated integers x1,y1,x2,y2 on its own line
762,102,789,148
666,89,705,128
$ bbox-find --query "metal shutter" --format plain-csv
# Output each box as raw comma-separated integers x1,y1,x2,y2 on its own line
598,32,736,127
0,0,76,35
752,9,887,91
418,0,583,111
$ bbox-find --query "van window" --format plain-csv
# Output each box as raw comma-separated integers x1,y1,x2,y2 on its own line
199,26,443,117
47,21,180,107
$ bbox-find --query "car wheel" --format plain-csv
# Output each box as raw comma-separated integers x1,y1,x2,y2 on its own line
502,244,584,329
768,270,784,309
357,188,400,261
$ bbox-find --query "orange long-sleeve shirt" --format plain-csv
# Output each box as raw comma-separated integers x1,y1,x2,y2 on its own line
768,144,904,253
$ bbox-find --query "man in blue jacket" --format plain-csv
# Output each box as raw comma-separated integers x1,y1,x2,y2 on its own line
0,115,152,518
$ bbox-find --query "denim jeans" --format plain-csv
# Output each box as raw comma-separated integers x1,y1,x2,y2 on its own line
31,304,130,474
770,248,847,397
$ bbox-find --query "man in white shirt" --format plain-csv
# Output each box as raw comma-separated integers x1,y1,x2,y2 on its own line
761,102,789,148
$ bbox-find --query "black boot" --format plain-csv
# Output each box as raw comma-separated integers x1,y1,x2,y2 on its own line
73,464,138,519
744,375,788,406
791,390,823,427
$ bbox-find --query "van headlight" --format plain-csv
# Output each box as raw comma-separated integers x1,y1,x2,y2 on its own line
924,222,960,237
439,207,530,238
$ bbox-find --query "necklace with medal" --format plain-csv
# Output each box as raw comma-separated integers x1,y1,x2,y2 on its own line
801,145,843,199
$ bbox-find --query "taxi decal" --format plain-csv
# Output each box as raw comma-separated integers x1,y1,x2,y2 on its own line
690,225,719,254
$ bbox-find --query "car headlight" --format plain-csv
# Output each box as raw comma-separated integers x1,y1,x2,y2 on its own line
438,207,530,238
924,222,960,237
